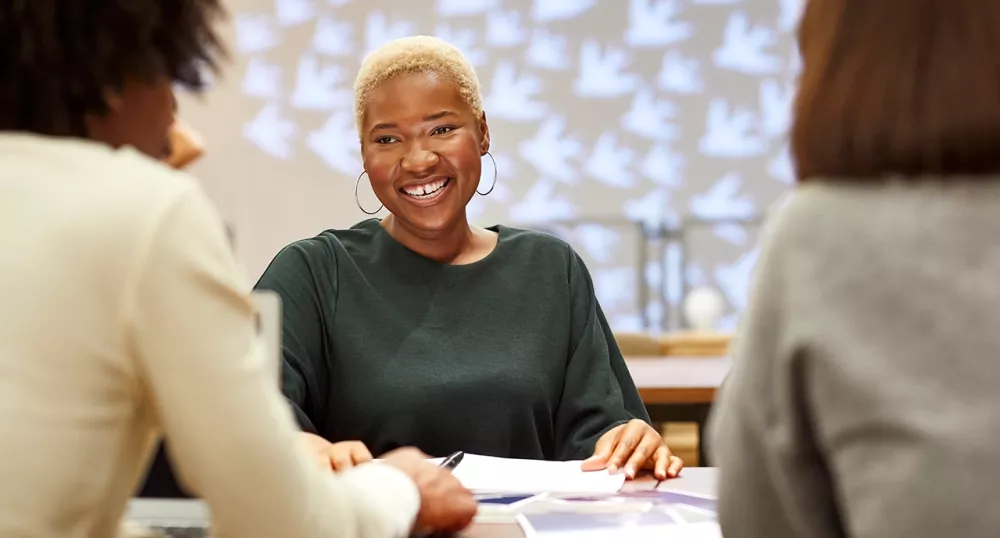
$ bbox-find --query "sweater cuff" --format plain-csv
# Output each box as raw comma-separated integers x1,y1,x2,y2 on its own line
338,464,420,537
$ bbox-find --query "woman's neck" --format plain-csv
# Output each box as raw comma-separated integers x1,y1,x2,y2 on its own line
381,214,481,264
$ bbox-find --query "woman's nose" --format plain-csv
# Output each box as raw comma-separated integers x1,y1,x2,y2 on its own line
400,144,440,174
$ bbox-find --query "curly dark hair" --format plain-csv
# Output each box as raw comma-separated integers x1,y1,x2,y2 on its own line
0,0,228,137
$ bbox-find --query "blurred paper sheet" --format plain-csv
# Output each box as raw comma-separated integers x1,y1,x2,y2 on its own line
439,454,626,494
517,512,721,538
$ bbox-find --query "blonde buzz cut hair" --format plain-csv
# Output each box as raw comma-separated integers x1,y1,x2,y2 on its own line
354,35,484,137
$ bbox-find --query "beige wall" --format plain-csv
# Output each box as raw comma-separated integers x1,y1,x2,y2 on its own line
180,76,361,280
180,0,798,330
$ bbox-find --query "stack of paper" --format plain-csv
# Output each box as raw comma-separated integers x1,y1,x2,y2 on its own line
433,454,626,494
516,512,721,538
474,494,543,523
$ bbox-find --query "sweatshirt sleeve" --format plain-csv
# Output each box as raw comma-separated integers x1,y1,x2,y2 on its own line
706,212,844,538
254,241,337,434
553,249,651,460
125,182,418,538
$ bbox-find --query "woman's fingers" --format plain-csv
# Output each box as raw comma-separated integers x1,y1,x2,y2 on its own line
326,441,373,471
622,430,663,479
350,442,374,465
651,446,671,480
667,455,685,478
582,424,623,471
606,420,648,474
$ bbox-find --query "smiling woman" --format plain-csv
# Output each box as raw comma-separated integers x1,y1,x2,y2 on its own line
254,35,683,480
355,36,494,263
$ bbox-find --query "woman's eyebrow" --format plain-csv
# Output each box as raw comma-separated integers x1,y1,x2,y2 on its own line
423,110,457,121
369,111,458,133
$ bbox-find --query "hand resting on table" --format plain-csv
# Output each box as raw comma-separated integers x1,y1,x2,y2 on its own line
581,419,684,480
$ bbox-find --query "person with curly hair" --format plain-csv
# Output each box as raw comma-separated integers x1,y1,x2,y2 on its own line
0,2,475,537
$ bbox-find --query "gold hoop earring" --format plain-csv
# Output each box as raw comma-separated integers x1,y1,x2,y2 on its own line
354,171,383,215
477,152,498,196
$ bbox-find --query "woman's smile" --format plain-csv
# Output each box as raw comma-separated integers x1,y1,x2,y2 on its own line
398,176,454,206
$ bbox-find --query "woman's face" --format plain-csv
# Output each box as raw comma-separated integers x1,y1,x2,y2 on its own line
360,71,490,234
85,78,177,160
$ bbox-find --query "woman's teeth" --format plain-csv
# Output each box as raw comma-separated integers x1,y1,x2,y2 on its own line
402,178,450,198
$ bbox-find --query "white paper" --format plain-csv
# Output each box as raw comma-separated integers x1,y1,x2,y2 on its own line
517,518,721,538
438,453,626,494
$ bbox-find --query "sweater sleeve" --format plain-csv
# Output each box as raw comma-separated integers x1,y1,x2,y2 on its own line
126,183,418,538
553,249,651,460
254,241,337,434
706,215,844,538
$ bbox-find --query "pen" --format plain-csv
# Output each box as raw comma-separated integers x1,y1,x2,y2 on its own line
439,451,464,471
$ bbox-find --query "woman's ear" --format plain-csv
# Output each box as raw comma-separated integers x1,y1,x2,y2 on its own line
479,111,491,155
103,87,126,113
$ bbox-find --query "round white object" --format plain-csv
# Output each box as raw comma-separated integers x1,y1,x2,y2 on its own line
683,286,726,331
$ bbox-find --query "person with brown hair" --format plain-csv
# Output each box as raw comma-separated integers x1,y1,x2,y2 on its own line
708,0,1000,536
0,1,474,536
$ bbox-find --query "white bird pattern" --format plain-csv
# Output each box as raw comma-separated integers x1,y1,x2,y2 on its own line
232,0,797,331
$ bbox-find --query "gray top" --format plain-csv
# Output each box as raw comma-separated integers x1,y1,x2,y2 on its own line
708,181,1000,538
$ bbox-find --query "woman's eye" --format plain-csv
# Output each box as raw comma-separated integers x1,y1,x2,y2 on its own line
431,126,454,135
375,136,396,144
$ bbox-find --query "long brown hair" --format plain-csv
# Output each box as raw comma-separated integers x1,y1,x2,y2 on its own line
791,0,1000,181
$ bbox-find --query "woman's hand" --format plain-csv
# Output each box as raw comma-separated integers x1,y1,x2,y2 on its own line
299,432,374,471
381,448,477,534
581,419,684,480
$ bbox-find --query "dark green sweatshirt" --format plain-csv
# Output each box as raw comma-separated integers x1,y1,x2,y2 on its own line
254,219,649,460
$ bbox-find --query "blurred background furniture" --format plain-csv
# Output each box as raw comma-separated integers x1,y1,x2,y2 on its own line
527,215,763,333
616,331,732,357
661,331,732,357
619,330,732,466
614,332,664,356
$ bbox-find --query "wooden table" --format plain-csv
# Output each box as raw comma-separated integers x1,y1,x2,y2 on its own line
128,468,716,538
625,356,731,465
626,356,731,405
463,468,718,537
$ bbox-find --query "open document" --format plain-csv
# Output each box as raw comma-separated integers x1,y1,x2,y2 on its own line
436,454,626,494
517,512,720,538
514,491,720,538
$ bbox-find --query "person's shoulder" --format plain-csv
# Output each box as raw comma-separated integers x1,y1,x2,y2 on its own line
782,178,1000,263
497,225,575,259
36,141,206,234
103,145,201,202
759,182,946,291
769,182,913,249
2,138,222,285
312,218,382,253
337,218,384,243
494,225,589,281
269,219,382,268
760,185,849,252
